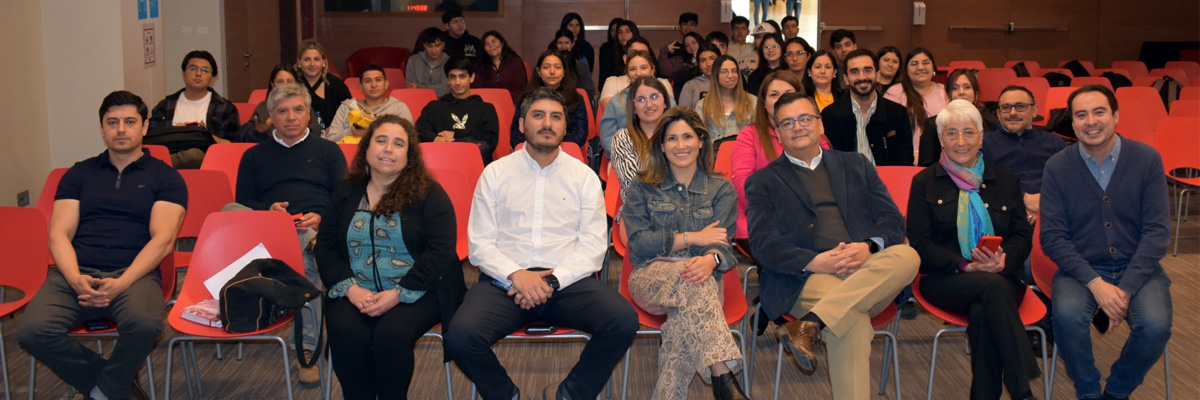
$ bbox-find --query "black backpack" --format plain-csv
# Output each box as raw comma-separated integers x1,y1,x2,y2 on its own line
1062,60,1091,77
1101,72,1133,89
144,125,215,154
220,258,324,367
1151,76,1183,109
1043,72,1073,88
1012,61,1032,78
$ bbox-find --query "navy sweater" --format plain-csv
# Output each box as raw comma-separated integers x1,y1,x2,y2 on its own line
235,135,347,215
1039,137,1170,296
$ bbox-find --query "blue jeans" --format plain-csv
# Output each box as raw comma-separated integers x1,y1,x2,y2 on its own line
1051,266,1171,398
754,0,770,25
786,0,801,17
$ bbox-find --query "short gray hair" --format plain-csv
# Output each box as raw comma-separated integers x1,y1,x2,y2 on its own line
266,83,311,112
519,87,565,118
936,99,983,137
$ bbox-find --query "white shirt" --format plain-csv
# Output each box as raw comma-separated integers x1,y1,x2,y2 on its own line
272,128,311,148
468,146,608,289
173,91,212,126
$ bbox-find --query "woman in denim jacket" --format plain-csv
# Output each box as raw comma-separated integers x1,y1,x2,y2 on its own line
623,106,747,400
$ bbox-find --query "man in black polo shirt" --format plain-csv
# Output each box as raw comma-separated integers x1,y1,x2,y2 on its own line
229,82,346,383
20,91,187,400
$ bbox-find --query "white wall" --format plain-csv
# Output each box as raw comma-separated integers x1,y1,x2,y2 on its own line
42,0,126,168
162,0,227,96
0,2,51,206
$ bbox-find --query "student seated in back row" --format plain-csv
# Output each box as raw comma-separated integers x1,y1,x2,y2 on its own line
326,64,414,144
148,50,240,168
416,56,500,163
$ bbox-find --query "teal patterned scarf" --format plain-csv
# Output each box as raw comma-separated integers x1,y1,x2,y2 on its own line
939,152,994,259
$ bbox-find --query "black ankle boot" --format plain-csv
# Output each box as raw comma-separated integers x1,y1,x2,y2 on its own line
711,372,750,400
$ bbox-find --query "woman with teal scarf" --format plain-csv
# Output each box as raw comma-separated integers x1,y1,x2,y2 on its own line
906,99,1039,400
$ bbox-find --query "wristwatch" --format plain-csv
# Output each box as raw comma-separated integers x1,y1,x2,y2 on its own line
542,274,560,291
711,252,722,269
864,239,881,254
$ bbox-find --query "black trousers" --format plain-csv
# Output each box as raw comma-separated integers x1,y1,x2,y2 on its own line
445,276,638,400
325,294,441,400
921,272,1040,400
18,268,164,399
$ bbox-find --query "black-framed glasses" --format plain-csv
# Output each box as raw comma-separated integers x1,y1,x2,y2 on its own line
776,114,820,130
998,103,1034,113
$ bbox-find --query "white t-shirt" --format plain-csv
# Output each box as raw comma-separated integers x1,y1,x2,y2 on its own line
173,92,212,126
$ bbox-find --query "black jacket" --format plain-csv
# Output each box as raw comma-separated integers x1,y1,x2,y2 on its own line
149,88,240,141
905,163,1031,280
315,177,466,358
415,94,499,163
821,93,915,166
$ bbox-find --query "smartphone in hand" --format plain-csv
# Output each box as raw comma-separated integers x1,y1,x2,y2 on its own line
976,236,1002,253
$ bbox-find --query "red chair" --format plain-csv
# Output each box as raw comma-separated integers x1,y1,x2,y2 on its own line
1132,76,1161,87
513,142,587,164
163,211,308,400
579,88,597,156
421,142,485,192
343,76,360,90
1111,61,1149,79
1115,87,1169,145
144,144,174,167
233,102,256,125
349,87,365,100
344,47,410,78
1166,61,1200,83
1057,60,1096,76
1154,117,1200,255
30,253,176,400
1169,99,1200,117
1008,77,1051,124
876,166,924,218
617,256,750,399
913,274,1049,400
1094,68,1130,80
977,68,1018,103
1072,76,1113,90
948,60,986,71
1044,86,1076,113
383,68,405,87
248,89,268,105
604,166,621,219
1181,86,1200,100
173,170,233,270
337,142,358,168
1151,68,1190,84
1035,68,1073,79
0,207,48,398
427,168,472,261
36,168,68,265
199,143,256,195
713,140,737,181
390,88,438,121
472,88,515,160
1003,60,1042,72
1028,215,1173,396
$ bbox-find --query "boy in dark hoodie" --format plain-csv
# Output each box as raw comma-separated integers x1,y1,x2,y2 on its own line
416,56,500,163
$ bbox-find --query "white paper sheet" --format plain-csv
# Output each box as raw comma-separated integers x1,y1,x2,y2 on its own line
203,243,272,299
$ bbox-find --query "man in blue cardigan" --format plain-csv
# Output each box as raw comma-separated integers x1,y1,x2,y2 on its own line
1040,85,1171,400
746,93,919,399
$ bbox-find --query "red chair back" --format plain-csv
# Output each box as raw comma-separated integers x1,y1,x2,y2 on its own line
604,166,621,218
948,60,986,71
579,88,596,153
1165,61,1200,84
1115,87,1169,145
384,68,405,86
876,166,924,217
1035,68,1073,79
1111,61,1149,78
428,168,473,260
169,211,304,337
390,88,438,121
421,142,485,191
338,143,359,168
473,88,516,160
1030,214,1057,298
144,144,174,166
248,89,268,105
349,87,366,100
714,140,736,181
1057,60,1096,76
36,168,69,227
1132,76,1161,87
233,102,256,125
344,47,411,78
0,207,48,317
1155,117,1200,181
344,77,361,90
1181,86,1200,100
174,170,233,269
1169,99,1200,118
977,68,1018,103
199,143,256,195
1008,77,1051,123
1150,68,1190,84
1094,68,1130,80
1044,87,1076,115
1071,77,1113,90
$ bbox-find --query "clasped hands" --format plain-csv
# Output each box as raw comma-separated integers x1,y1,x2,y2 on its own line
346,285,401,317
806,242,872,276
1088,279,1130,330
507,269,556,310
70,274,132,308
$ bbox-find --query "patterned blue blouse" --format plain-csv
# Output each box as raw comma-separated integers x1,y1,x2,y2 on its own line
327,195,426,303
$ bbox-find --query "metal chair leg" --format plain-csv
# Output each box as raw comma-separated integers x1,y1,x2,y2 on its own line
1,328,9,400
772,337,784,400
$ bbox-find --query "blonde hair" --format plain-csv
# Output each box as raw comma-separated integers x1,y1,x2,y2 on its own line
297,39,330,86
702,55,755,129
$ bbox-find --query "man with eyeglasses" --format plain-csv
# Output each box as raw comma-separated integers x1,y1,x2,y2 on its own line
983,85,1067,224
746,91,919,399
822,49,914,166
148,50,241,168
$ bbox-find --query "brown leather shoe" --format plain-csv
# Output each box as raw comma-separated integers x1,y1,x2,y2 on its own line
776,320,821,374
297,349,321,385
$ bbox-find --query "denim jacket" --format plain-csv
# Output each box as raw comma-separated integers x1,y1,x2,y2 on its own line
623,168,738,274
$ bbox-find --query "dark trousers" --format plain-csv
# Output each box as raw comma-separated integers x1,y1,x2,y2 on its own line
18,268,164,398
445,276,638,400
326,294,441,400
921,272,1039,400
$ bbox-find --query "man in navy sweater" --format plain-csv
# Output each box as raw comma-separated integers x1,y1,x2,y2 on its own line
1040,85,1171,400
231,82,347,384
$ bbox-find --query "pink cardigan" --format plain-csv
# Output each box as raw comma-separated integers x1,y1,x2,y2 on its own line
730,124,831,239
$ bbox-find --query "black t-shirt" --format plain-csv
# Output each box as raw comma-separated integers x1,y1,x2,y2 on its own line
57,149,187,271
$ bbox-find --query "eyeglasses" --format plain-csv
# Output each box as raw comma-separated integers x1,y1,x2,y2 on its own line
785,51,808,57
187,65,213,74
908,59,933,67
942,129,981,141
776,114,821,130
998,103,1034,113
763,44,781,50
634,93,662,104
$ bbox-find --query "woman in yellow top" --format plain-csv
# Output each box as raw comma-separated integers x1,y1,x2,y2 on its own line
802,50,843,111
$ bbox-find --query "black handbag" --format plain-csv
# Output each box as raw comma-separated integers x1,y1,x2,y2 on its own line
219,258,324,367
144,125,215,154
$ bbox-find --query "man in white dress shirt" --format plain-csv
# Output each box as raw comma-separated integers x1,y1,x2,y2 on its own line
446,87,638,400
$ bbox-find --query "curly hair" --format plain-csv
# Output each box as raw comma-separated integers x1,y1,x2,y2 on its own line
346,114,435,217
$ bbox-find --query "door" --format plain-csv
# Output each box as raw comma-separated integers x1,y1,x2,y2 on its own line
224,0,282,103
